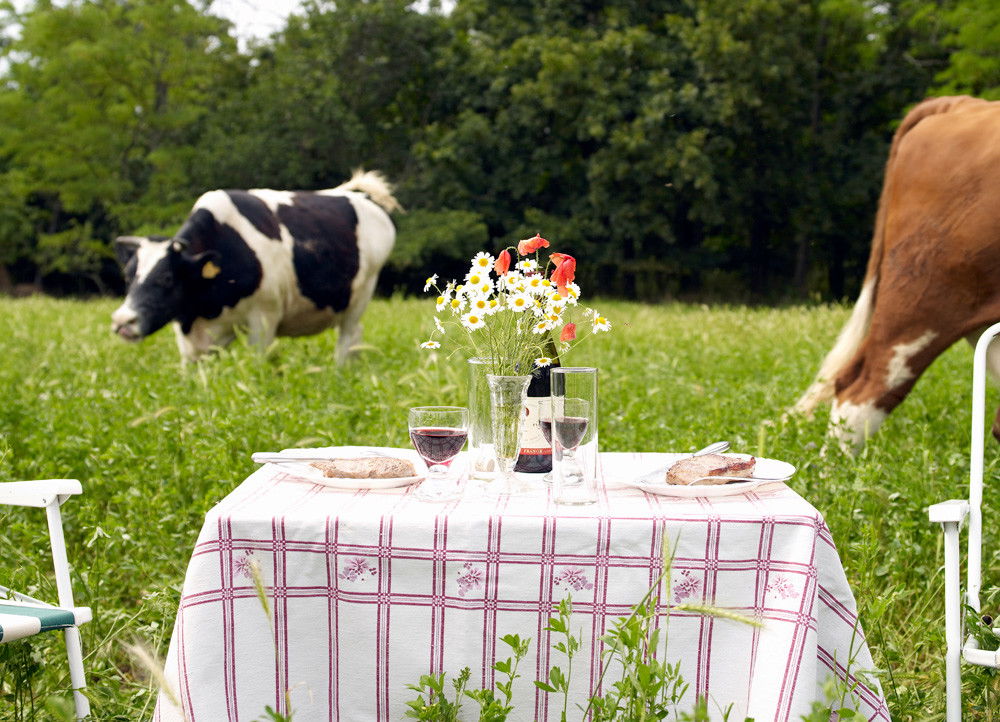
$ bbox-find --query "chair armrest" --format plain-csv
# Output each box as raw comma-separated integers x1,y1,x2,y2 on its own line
928,499,970,524
0,480,82,508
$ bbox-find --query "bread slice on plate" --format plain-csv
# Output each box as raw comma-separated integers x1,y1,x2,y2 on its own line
666,454,756,485
310,457,417,479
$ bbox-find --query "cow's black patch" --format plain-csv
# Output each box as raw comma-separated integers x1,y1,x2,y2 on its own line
279,194,359,313
173,209,263,333
227,191,281,240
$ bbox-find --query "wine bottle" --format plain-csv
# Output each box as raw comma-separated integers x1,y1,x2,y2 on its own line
514,337,560,473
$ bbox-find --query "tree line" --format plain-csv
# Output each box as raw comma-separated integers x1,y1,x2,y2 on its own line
0,0,997,301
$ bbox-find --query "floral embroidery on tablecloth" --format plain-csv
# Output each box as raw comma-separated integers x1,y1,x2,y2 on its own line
456,562,485,596
233,551,260,581
339,557,377,583
672,570,702,602
554,567,593,591
766,574,796,600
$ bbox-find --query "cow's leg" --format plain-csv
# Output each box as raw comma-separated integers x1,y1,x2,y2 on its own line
246,310,279,353
173,320,236,362
335,277,377,363
829,321,959,452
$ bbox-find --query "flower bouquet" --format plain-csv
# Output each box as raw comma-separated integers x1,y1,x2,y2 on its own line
420,233,610,489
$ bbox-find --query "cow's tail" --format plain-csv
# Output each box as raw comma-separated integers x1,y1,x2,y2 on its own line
793,96,979,416
338,169,403,215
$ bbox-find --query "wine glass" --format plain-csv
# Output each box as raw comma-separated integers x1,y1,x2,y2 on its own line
408,406,469,501
539,397,554,484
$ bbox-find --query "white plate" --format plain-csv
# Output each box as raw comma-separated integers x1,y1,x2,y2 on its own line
257,449,425,490
623,454,796,498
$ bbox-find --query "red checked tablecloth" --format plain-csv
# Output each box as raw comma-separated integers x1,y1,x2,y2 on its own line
153,448,889,721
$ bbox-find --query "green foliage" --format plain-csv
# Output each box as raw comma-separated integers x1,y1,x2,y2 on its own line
935,0,1000,98
384,208,489,292
0,0,971,300
405,666,471,721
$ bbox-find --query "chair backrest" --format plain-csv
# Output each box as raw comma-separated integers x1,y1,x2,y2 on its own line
0,479,83,609
967,323,1000,613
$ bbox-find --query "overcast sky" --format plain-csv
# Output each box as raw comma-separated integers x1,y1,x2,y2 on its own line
6,0,306,44
209,0,306,43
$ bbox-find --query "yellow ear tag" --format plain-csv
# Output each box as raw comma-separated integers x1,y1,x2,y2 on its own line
202,261,221,279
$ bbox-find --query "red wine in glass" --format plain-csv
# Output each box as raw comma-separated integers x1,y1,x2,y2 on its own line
409,427,468,466
553,417,588,450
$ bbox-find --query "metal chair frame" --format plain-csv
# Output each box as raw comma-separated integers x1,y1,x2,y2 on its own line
929,323,1000,722
0,479,91,719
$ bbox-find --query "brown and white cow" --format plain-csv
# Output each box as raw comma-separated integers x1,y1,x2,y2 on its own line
795,95,1000,450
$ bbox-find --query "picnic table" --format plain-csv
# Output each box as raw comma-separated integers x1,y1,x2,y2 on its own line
153,447,888,721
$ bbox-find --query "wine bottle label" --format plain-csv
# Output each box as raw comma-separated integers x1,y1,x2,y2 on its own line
520,397,550,455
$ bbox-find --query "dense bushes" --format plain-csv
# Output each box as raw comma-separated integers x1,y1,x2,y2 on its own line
0,0,993,300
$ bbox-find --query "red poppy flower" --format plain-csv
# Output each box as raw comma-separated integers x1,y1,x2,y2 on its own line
560,323,577,342
517,233,550,255
549,253,576,295
494,250,511,275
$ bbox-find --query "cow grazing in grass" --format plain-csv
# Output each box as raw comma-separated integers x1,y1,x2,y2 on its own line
796,95,1000,450
111,170,399,362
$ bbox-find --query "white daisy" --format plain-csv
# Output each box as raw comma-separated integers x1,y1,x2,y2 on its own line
546,300,566,315
507,293,531,312
531,319,554,334
469,297,490,313
449,297,465,314
534,356,553,367
465,271,486,287
592,314,611,332
501,271,524,290
435,294,448,312
565,282,581,303
471,251,494,269
420,340,441,349
525,276,546,295
462,312,486,330
487,298,501,314
516,259,539,272
433,316,446,334
423,273,438,292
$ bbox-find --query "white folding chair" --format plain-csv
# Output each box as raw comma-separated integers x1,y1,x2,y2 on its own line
0,479,91,719
929,323,1000,721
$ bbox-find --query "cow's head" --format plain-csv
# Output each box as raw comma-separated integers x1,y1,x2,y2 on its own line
110,235,221,341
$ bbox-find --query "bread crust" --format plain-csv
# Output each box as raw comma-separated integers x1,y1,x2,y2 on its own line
309,457,417,479
666,454,756,485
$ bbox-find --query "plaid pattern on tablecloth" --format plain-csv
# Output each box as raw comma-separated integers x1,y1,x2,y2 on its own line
154,449,889,721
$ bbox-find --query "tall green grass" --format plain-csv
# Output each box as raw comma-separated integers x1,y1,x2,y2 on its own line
0,296,995,719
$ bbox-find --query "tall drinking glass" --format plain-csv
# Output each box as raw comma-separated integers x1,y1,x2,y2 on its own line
408,406,468,502
551,368,598,505
467,357,497,479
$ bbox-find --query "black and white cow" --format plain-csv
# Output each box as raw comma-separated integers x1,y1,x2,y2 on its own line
111,170,399,362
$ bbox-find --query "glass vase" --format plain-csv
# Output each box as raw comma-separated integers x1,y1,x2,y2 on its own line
486,373,532,494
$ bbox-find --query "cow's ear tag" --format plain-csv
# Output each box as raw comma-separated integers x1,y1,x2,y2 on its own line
202,261,221,279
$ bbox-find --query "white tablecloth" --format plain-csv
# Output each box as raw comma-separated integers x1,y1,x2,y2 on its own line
154,448,889,721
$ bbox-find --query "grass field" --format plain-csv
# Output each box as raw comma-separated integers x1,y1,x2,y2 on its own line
0,295,997,720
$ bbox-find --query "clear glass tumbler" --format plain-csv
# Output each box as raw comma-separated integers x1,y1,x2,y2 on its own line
467,357,498,480
551,367,598,505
